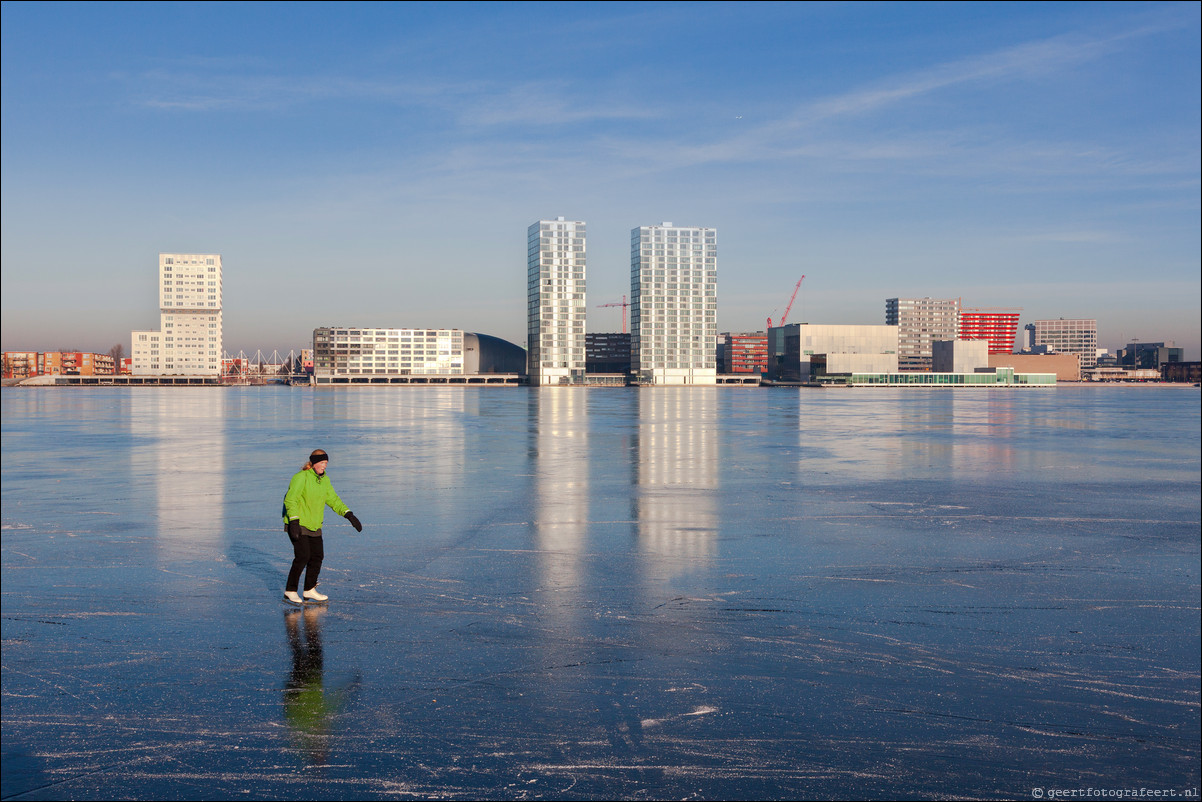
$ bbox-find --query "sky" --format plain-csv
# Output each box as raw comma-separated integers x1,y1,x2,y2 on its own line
2,1,1199,357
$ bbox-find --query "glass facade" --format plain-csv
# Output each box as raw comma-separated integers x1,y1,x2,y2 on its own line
847,369,1055,386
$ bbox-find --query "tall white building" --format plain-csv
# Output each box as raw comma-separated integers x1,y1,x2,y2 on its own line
528,218,587,386
630,223,718,385
885,297,961,371
1026,319,1098,369
132,253,222,375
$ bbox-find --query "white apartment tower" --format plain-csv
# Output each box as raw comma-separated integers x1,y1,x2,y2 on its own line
528,218,587,385
886,297,961,371
630,223,718,385
132,253,223,375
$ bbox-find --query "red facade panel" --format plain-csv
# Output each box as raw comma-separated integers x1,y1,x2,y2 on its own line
959,311,1020,354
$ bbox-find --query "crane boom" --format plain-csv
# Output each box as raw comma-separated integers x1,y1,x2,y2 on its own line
767,275,805,330
597,295,629,333
780,275,805,326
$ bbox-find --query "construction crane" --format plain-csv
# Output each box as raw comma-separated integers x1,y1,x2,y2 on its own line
597,295,630,334
766,275,805,331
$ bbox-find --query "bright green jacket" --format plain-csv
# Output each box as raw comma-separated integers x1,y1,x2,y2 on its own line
283,469,349,531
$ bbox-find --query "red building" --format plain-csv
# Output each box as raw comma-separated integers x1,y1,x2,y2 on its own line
721,332,768,374
959,309,1021,354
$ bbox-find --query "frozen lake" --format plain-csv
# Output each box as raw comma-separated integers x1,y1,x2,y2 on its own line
2,385,1199,800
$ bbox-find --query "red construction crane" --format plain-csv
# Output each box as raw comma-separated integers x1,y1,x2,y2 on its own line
597,295,630,333
766,275,805,331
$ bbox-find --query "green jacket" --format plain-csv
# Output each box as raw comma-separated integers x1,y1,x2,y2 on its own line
283,469,349,531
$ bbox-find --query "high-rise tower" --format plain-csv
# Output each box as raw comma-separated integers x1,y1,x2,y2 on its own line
630,223,718,385
132,253,222,375
528,218,587,385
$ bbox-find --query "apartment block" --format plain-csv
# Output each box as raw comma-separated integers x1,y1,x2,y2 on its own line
886,297,961,371
528,218,587,386
630,223,718,385
313,327,464,377
131,253,223,375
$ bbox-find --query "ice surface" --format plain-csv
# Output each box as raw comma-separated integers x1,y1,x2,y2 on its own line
2,386,1199,799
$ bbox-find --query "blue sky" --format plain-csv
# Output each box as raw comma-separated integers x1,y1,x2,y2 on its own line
2,1,1199,356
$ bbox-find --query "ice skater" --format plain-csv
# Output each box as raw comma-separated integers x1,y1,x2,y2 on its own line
282,449,362,605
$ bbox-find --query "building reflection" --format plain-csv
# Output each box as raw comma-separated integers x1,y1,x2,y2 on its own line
129,389,226,559
792,392,1024,481
313,389,467,544
635,388,717,578
531,389,589,625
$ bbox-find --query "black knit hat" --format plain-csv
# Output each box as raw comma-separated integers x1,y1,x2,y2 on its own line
309,450,329,465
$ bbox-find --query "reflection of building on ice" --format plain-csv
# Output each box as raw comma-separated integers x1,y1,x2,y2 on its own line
129,390,225,559
636,389,717,574
533,390,588,611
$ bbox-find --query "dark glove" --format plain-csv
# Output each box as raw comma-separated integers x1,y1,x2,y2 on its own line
345,511,362,532
287,518,301,542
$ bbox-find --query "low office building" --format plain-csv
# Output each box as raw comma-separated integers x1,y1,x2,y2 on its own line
1117,342,1184,370
767,323,898,383
989,352,1080,382
721,332,767,374
848,367,1055,386
585,333,631,375
1161,361,1201,383
932,339,989,374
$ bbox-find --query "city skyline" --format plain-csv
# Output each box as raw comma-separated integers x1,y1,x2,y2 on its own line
2,3,1199,357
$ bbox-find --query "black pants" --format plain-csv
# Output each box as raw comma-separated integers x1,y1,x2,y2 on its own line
286,529,324,592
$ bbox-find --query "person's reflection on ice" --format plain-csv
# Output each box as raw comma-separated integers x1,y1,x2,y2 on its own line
282,606,357,767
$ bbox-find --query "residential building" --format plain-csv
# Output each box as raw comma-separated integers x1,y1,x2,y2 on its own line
313,328,465,377
630,223,718,385
721,332,768,374
886,297,961,371
131,253,223,375
958,308,1021,354
4,351,116,379
2,351,39,379
1025,319,1097,369
767,323,899,383
528,217,587,386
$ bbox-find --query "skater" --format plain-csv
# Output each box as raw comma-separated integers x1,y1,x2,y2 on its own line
282,449,362,605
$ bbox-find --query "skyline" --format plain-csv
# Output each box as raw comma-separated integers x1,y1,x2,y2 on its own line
2,2,1199,357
